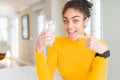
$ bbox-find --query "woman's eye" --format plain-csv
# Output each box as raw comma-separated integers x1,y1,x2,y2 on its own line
63,20,69,24
73,20,79,24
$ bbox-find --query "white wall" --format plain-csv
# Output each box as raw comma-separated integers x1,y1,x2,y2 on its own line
19,7,35,65
102,0,120,80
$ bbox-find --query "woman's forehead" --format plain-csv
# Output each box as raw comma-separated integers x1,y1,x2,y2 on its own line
63,8,84,19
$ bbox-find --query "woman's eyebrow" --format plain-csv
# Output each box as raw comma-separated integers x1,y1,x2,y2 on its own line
63,16,68,19
71,15,80,19
63,15,80,19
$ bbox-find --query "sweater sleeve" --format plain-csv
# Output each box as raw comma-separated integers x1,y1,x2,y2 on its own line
89,40,109,80
89,56,108,80
35,45,58,80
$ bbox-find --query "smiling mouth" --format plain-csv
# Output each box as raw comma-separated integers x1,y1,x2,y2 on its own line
68,30,77,35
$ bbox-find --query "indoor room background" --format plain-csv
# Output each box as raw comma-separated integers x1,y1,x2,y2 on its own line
0,0,119,80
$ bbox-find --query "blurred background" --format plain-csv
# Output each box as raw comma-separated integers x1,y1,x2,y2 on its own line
0,0,119,80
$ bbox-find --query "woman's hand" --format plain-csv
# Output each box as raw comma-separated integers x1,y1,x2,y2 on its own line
35,29,55,52
85,36,108,54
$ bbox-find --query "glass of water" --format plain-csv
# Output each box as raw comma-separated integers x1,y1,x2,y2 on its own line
45,20,56,46
44,20,56,57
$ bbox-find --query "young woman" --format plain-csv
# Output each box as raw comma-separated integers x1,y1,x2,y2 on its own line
35,0,110,80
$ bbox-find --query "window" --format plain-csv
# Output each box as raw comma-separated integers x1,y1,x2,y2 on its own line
0,18,8,41
36,10,46,37
37,14,46,36
85,0,101,39
0,17,19,58
10,17,19,57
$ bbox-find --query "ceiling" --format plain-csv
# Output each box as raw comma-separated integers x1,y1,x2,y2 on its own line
0,0,42,17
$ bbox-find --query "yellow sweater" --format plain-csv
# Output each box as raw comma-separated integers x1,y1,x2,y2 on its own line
35,37,108,80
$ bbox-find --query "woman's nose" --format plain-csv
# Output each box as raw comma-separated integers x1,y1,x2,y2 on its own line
68,21,74,29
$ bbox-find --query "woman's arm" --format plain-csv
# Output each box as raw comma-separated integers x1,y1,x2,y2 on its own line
35,29,57,80
85,37,109,80
89,56,108,80
35,46,58,80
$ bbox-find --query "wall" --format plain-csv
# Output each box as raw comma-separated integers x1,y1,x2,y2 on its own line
18,0,47,65
19,7,35,65
102,0,120,79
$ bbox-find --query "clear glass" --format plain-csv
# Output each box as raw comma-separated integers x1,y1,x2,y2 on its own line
44,20,56,57
45,20,56,46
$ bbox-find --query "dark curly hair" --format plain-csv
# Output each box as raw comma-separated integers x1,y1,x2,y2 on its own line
62,0,93,19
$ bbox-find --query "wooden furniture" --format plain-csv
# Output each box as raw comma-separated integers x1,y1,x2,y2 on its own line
0,53,6,60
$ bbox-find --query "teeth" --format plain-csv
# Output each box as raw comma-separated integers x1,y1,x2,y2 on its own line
69,31,75,33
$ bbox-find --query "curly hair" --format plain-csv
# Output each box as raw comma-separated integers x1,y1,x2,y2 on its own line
62,0,93,19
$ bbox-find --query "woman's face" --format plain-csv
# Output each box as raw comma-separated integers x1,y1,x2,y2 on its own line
63,8,88,41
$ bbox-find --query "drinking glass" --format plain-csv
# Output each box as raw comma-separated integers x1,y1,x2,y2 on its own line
45,20,56,46
44,20,56,57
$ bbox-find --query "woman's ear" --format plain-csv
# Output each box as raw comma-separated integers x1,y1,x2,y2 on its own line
84,17,89,26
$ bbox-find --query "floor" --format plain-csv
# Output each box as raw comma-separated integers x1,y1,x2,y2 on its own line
0,56,32,69
0,56,38,80
0,56,63,80
0,66,38,80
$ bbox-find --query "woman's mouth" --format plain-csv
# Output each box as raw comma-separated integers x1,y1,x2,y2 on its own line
68,30,77,38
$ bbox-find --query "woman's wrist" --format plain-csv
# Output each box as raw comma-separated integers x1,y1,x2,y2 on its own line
35,45,45,53
95,50,110,58
97,46,108,54
35,48,44,53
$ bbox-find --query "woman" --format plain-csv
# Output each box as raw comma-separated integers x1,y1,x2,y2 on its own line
35,0,110,80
